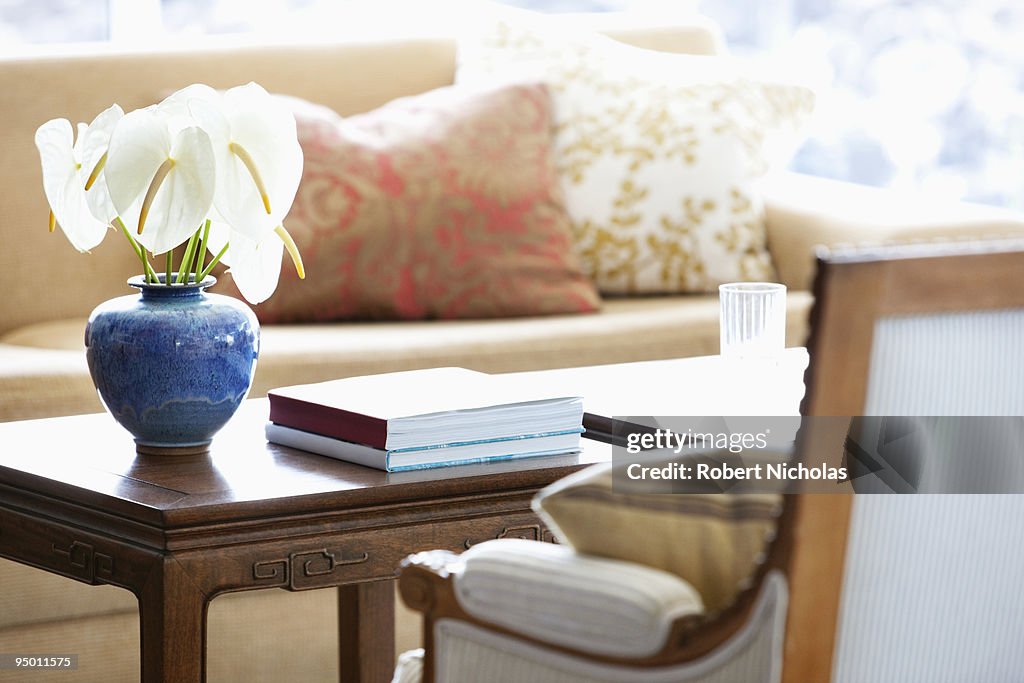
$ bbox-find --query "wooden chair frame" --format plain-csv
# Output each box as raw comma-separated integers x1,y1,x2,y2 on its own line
400,411,807,675
788,239,1024,683
400,486,800,682
397,240,1024,683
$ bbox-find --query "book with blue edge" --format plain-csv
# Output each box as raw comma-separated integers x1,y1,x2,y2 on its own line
266,367,584,471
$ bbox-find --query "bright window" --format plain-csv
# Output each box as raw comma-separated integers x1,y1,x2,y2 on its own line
3,1,1021,210
0,0,110,43
699,0,1024,211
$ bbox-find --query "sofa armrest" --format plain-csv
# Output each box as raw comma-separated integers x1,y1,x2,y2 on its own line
451,539,703,658
763,172,1024,291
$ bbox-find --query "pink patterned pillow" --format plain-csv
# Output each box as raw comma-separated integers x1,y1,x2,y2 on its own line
230,82,600,322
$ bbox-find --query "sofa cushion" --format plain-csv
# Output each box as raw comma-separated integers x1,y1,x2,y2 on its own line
458,10,814,295
534,462,783,614
0,292,813,422
214,81,600,322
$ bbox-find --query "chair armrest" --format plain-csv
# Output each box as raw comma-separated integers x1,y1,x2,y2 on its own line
402,539,703,659
762,172,1024,291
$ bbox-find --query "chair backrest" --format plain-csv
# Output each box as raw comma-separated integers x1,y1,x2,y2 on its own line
789,240,1024,683
802,239,1024,415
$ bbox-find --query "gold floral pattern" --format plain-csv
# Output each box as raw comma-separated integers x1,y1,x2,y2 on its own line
458,15,815,294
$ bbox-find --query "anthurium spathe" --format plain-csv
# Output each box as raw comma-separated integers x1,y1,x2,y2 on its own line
35,104,123,252
78,104,122,228
154,83,220,134
205,217,305,305
190,82,303,242
104,107,216,255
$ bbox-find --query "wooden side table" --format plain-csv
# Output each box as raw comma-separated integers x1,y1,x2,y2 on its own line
0,401,606,683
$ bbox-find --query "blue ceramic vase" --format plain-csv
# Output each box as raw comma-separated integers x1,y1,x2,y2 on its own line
85,275,259,455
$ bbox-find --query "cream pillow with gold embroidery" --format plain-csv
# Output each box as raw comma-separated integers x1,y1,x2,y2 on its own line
457,13,814,294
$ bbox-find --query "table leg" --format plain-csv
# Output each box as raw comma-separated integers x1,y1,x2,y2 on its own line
137,557,209,683
338,580,396,683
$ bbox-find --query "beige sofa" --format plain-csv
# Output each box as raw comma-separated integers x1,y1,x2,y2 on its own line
3,13,1024,683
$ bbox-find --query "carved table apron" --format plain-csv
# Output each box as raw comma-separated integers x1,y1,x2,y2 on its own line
0,401,605,683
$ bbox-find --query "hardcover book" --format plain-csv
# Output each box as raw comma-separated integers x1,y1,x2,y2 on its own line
267,367,584,452
265,423,583,472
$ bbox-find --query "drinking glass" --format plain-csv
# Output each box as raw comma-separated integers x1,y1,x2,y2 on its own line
719,282,787,359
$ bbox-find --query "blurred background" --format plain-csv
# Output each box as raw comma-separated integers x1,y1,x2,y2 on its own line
5,0,1022,211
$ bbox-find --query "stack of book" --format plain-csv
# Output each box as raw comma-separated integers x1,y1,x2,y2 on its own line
265,367,584,471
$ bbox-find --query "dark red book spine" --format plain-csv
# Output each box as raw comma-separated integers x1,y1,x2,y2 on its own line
268,393,389,449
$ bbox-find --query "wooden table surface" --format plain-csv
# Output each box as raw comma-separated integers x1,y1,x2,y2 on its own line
0,351,800,682
0,398,610,529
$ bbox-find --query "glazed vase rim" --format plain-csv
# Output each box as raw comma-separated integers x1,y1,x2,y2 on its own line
128,274,218,290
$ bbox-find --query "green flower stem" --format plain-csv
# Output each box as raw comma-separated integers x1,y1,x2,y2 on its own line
175,228,201,284
113,216,157,283
165,251,172,285
198,242,228,281
193,219,211,281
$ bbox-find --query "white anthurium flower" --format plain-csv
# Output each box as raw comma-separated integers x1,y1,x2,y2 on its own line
105,107,216,255
34,104,123,252
155,83,220,135
78,104,123,225
205,216,305,305
190,82,303,242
